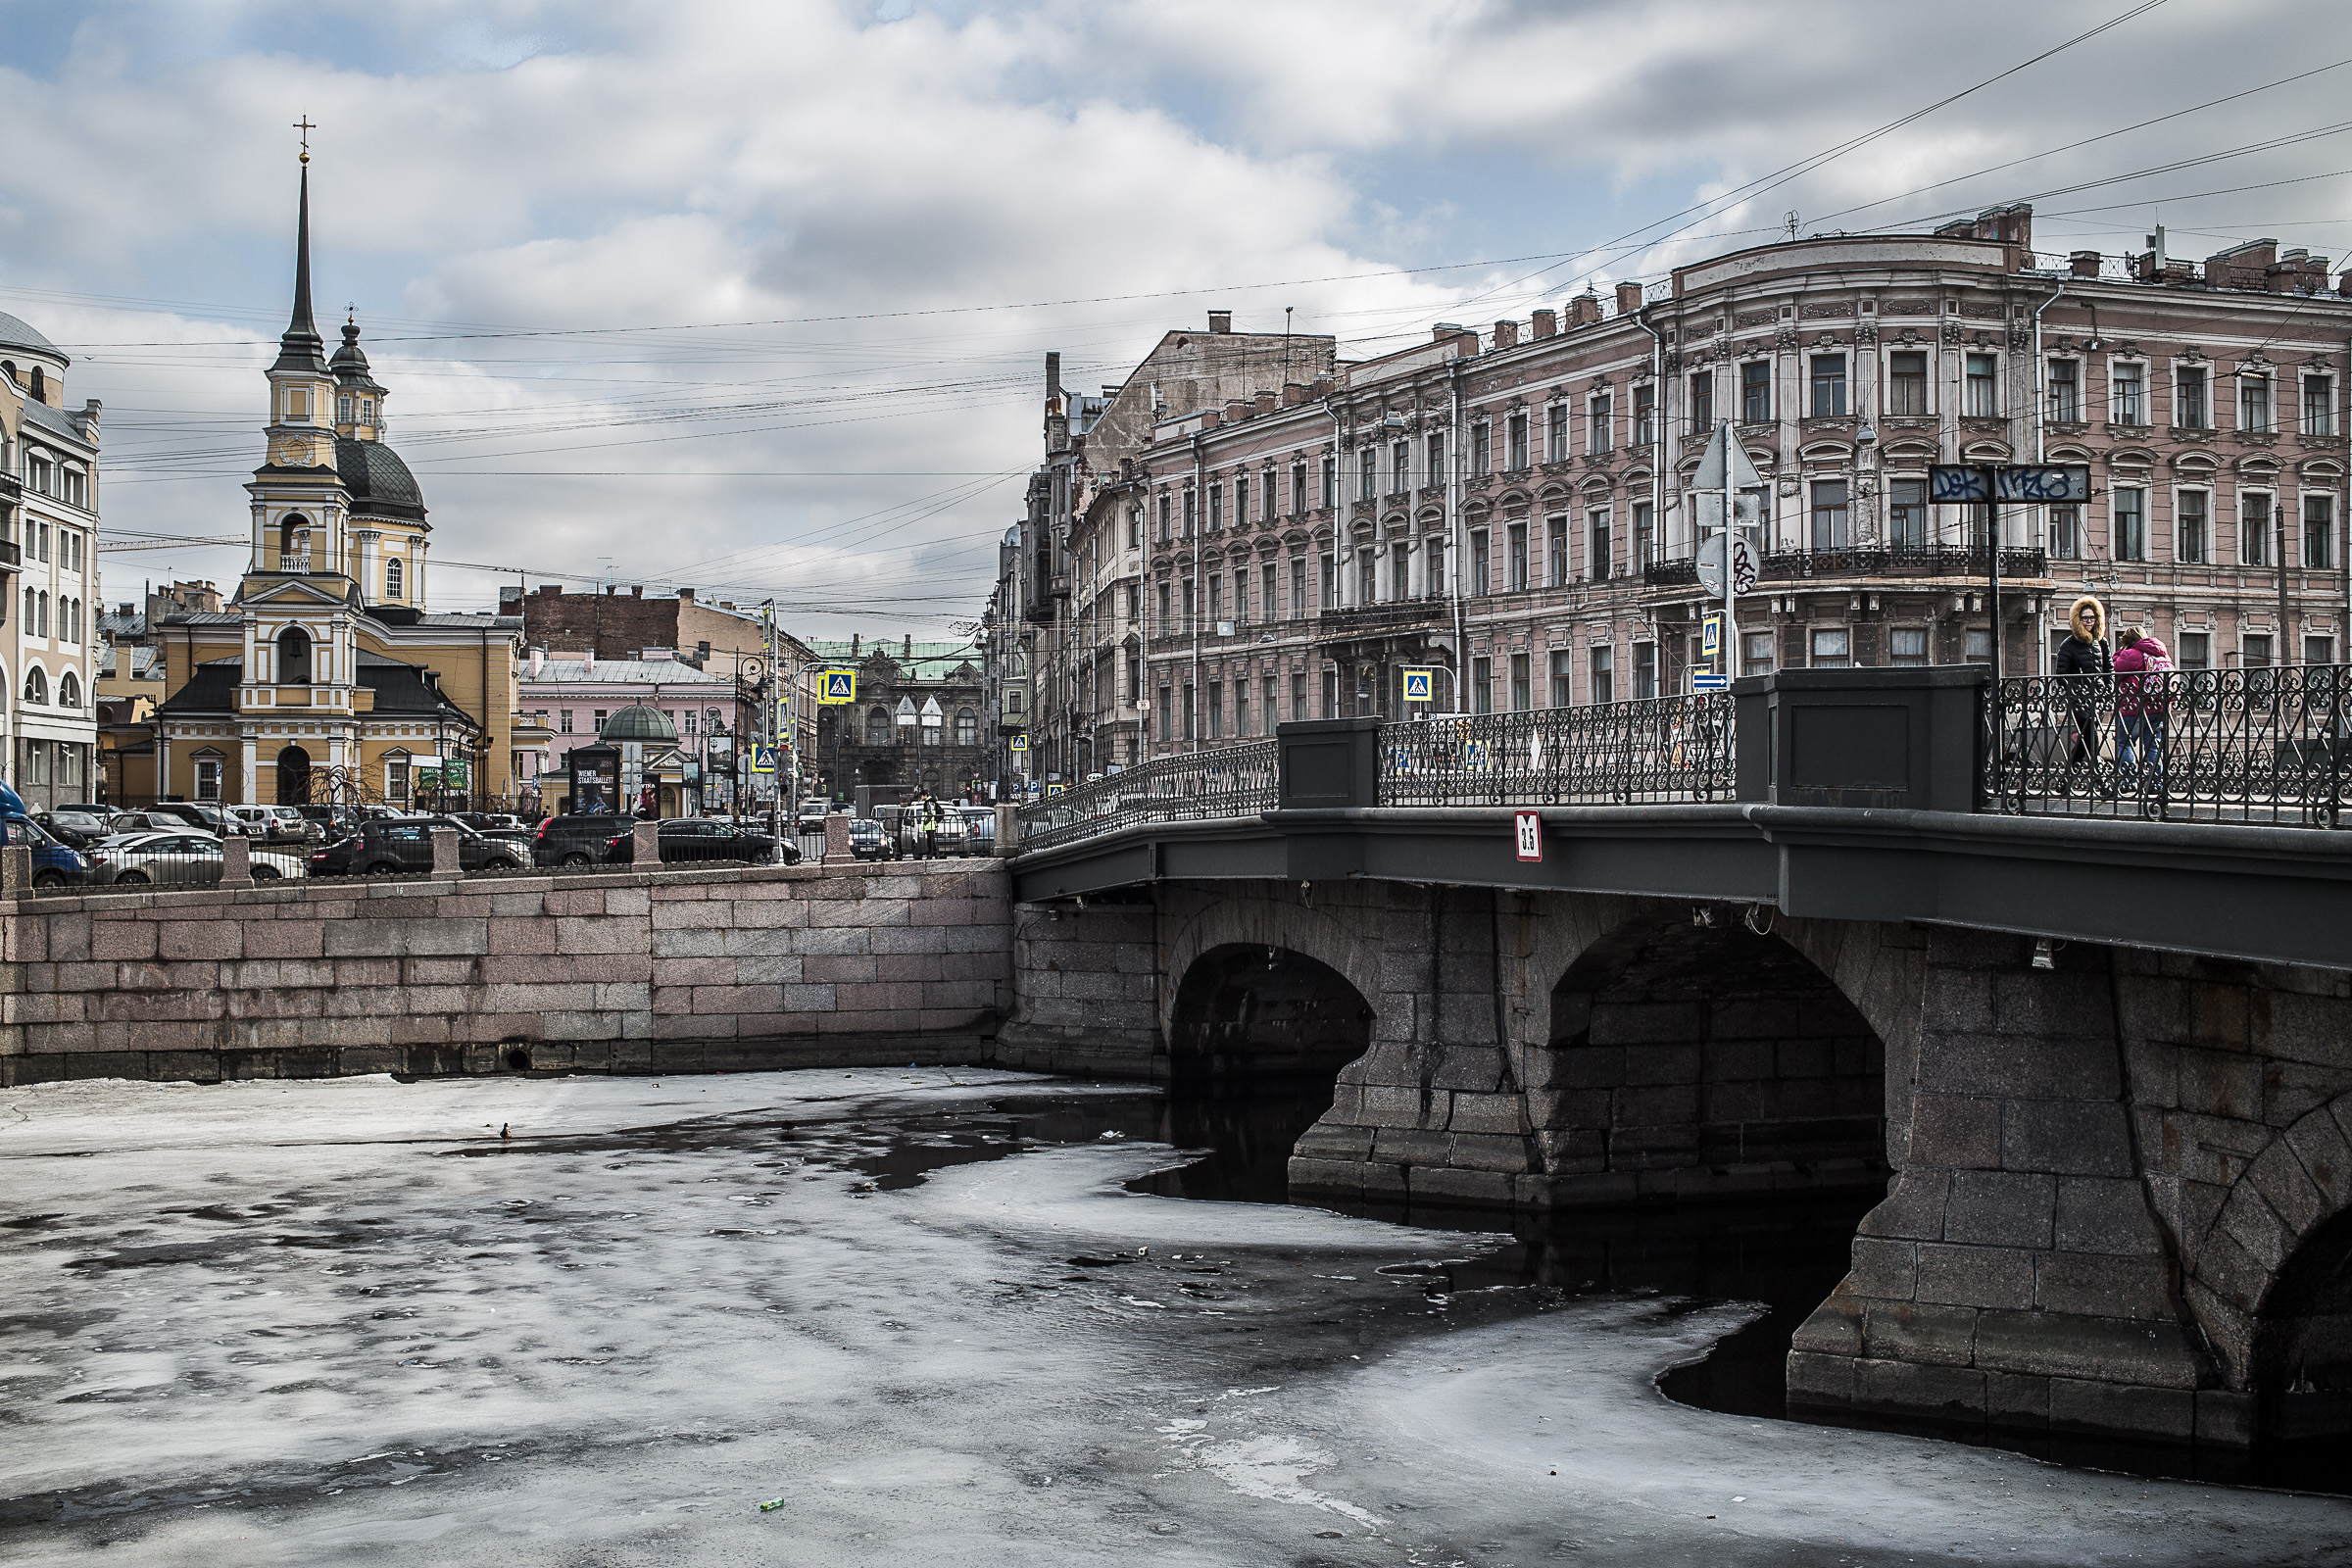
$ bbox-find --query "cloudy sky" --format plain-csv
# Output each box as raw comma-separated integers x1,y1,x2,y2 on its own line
2,0,2344,641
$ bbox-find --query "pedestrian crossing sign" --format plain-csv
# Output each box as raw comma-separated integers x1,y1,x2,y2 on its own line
1401,667,1434,704
1010,733,1028,753
751,745,777,774
820,670,857,705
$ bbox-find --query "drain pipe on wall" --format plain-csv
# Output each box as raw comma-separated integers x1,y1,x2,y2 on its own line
1191,432,1205,751
1634,297,1668,684
1449,355,1469,714
2033,275,2067,676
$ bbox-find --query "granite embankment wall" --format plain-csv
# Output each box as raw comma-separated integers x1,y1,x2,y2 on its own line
0,861,1010,1086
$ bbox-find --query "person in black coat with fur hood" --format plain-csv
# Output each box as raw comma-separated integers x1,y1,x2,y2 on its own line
2056,594,2111,769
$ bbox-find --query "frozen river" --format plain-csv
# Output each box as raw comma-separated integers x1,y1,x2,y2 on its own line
3,1069,2349,1566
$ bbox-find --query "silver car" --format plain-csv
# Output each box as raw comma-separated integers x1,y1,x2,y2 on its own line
86,831,310,886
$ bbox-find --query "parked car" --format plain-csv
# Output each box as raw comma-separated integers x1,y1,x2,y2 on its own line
146,801,242,836
85,830,308,886
2,808,96,889
603,818,797,866
36,808,113,849
957,806,997,850
457,811,531,838
795,801,832,833
532,811,629,868
844,817,897,861
311,818,528,876
227,805,315,844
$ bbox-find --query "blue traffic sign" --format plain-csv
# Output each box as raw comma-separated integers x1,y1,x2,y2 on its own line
750,745,778,774
1692,672,1730,691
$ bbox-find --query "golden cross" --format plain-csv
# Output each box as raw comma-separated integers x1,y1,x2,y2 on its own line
294,116,316,163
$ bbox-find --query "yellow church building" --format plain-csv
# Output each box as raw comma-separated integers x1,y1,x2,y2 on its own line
132,154,525,810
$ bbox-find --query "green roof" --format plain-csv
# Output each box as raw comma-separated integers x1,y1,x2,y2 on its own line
805,639,978,682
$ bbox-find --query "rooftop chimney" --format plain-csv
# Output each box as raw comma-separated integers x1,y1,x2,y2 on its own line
1492,319,1519,349
2069,250,2101,278
677,587,696,603
528,647,544,678
629,584,643,598
1206,311,1233,334
1567,295,1601,328
1253,390,1277,415
1046,351,1061,402
1614,281,1643,318
537,583,563,596
1281,382,1308,407
1532,309,1557,339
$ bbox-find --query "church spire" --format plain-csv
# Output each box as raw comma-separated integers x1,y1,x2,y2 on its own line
271,128,329,376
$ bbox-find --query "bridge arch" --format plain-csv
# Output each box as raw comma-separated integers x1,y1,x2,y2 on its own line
1539,906,1889,1196
1167,944,1373,1083
1159,884,1385,1060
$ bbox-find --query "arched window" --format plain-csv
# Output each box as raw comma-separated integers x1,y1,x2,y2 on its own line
29,367,45,402
23,667,45,704
22,588,33,628
955,708,977,747
385,558,404,599
864,705,891,747
36,592,48,638
58,671,78,709
278,625,312,685
278,513,311,571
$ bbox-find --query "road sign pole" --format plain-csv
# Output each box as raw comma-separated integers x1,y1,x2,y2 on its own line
1985,468,2002,808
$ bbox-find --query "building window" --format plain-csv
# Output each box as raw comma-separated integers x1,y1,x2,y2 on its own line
1291,464,1307,515
1182,489,1197,536
1589,645,1614,705
2241,494,2273,566
1182,683,1197,738
2243,633,2275,668
1471,657,1494,715
1887,352,1929,416
2306,496,2336,569
1547,403,1570,462
2049,505,2082,559
1810,355,1847,417
2176,366,2209,429
1471,423,1492,479
384,754,410,807
1890,628,1929,667
1156,685,1172,743
1632,642,1657,700
1157,494,1171,543
1206,576,1224,622
2304,374,2336,437
1389,544,1408,602
1965,354,1998,417
1509,652,1531,710
1589,393,1612,454
1320,457,1336,509
1547,515,1568,586
1358,449,1376,503
1291,672,1307,722
1351,552,1372,607
2177,632,2211,669
1234,475,1250,526
1506,412,1528,471
1206,482,1223,532
1260,563,1277,622
58,670,78,708
1689,371,1714,433
1742,631,1775,674
22,666,43,704
1204,682,1222,740
865,707,890,747
1633,384,1656,447
1290,558,1306,616
1182,578,1198,622
1589,510,1612,580
956,710,977,747
2178,491,2208,564
1549,650,1574,708
192,755,222,802
1507,522,1528,591
1810,628,1851,668
1631,502,1653,569
2238,375,2273,434
1889,478,1927,551
2046,360,2080,423
1427,430,1447,486
1965,629,1992,663
337,394,353,423
1740,362,1772,424
1392,439,1412,494
1470,530,1491,596
1810,481,1849,550
2111,362,2146,425
384,558,405,599
2114,489,2146,561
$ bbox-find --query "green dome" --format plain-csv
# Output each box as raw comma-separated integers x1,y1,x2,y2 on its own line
599,703,677,743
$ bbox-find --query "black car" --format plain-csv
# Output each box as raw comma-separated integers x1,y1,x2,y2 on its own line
602,818,797,866
532,811,630,868
36,808,113,849
311,818,528,876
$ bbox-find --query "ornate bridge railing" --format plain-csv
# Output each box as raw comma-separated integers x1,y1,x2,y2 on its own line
1991,665,2351,827
1378,693,1735,807
1644,545,2046,588
1013,738,1280,853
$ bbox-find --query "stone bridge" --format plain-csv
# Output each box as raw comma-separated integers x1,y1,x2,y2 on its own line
997,671,2352,1453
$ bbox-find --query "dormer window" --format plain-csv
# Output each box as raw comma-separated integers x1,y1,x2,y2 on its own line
361,398,374,423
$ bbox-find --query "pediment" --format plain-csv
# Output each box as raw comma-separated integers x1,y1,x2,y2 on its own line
239,576,354,611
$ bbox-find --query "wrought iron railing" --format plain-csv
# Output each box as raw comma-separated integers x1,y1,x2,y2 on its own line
1989,666,2351,826
1014,738,1280,852
1379,694,1735,807
1644,545,2046,587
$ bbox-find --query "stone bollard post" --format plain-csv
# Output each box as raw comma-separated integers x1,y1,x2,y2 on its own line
220,834,254,888
823,812,852,866
632,818,661,868
429,826,461,876
0,845,31,900
995,804,1019,856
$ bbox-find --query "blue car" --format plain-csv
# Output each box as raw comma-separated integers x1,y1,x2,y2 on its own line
0,778,95,890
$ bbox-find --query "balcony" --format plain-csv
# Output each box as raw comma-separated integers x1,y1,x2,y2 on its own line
1642,545,2048,589
0,538,20,573
277,554,312,573
1314,594,1454,653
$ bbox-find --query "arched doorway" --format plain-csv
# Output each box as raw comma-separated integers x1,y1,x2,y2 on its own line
1547,913,1886,1186
276,744,313,806
277,625,312,685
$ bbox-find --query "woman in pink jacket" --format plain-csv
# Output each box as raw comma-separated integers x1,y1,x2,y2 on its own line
2112,628,2171,801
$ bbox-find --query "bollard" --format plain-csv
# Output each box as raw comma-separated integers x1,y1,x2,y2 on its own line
823,812,852,866
632,818,661,868
429,826,461,875
995,804,1018,856
221,833,254,888
0,845,31,900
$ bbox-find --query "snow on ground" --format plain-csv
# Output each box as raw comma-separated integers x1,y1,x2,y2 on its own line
1,1069,2347,1567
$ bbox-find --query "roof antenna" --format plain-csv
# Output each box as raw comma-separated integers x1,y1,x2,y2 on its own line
1785,210,1799,241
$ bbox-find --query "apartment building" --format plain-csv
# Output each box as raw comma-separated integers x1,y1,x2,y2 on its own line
0,310,103,808
1115,207,2349,753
